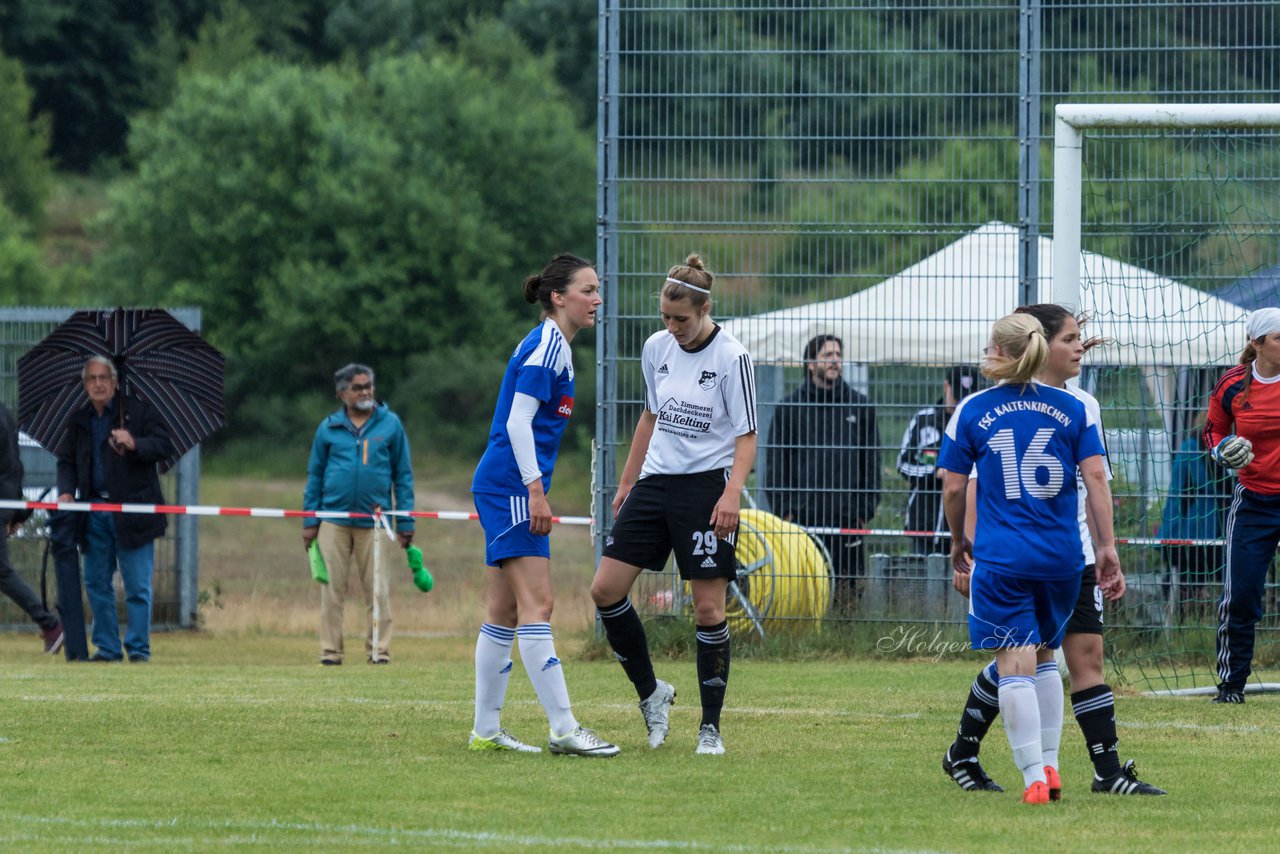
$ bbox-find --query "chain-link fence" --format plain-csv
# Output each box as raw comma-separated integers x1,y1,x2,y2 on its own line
594,1,1280,686
1,308,203,632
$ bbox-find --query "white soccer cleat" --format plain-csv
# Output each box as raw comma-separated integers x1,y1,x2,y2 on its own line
548,726,620,757
695,724,724,756
468,728,542,753
639,679,676,749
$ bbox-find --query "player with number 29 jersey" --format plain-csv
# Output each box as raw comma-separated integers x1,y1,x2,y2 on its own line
938,382,1105,581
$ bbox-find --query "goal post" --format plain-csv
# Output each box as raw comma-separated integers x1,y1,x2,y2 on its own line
1052,103,1280,308
1051,102,1280,695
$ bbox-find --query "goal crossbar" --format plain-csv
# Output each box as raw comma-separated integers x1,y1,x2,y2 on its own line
1051,102,1280,307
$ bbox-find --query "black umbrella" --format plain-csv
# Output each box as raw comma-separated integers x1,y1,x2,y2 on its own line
16,308,225,473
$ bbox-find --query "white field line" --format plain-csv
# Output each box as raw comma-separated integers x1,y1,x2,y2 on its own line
5,691,920,720
0,813,942,853
8,690,1274,731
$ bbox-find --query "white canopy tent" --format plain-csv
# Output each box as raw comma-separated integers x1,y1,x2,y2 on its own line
723,222,1249,368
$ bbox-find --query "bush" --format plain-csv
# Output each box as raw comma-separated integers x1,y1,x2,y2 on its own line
97,21,595,449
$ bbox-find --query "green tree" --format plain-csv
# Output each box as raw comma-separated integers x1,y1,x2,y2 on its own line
0,48,53,223
0,0,208,170
98,24,594,449
0,200,52,302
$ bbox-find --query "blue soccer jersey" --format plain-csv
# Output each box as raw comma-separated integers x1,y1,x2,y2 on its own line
472,319,576,496
937,381,1105,580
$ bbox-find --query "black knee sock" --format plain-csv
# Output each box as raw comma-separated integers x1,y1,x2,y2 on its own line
597,597,656,700
950,660,1000,761
696,621,730,729
1071,683,1122,778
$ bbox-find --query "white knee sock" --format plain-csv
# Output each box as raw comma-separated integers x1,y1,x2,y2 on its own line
473,623,516,737
517,622,578,737
999,674,1045,788
1036,661,1064,770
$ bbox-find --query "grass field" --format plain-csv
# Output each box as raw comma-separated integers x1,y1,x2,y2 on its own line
2,631,1278,852
4,475,1279,851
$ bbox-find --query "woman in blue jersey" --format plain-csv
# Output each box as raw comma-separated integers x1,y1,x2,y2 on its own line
590,254,758,757
468,253,618,758
936,311,1120,805
942,305,1164,798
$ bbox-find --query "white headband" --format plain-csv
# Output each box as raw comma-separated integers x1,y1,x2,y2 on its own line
1247,307,1280,341
665,276,711,295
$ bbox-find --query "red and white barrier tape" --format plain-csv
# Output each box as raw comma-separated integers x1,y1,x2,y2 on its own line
0,498,1226,546
0,499,591,527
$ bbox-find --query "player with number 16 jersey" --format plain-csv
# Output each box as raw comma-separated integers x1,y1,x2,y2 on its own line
938,382,1104,585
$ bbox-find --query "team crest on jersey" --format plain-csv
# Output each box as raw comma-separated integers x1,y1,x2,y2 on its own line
556,395,574,418
698,370,718,390
657,363,669,375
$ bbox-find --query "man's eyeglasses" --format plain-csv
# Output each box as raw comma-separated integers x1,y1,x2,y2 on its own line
348,382,374,392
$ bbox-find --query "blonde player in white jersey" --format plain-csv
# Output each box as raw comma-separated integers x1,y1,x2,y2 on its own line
590,254,758,756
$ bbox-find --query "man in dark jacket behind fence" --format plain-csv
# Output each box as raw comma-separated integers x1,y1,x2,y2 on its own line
766,334,880,609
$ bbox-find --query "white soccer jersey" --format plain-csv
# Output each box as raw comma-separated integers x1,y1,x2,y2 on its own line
1067,384,1112,566
640,325,757,478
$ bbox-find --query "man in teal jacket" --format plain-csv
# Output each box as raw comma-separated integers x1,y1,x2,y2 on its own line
303,363,415,665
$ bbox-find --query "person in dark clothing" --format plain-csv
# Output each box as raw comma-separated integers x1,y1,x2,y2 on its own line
896,365,981,554
48,508,89,660
766,334,880,607
0,402,65,654
56,356,173,663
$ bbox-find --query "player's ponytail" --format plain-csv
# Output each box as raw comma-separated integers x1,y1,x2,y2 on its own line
1237,339,1258,408
1015,303,1111,352
662,253,715,308
983,313,1048,388
524,253,593,317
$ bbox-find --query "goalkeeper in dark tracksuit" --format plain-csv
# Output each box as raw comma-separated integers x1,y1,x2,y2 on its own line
1204,307,1280,705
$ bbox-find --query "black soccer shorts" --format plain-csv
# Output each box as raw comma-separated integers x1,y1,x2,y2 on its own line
1065,563,1104,635
602,470,738,581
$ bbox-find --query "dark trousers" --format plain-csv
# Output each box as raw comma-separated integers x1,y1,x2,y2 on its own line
818,531,865,612
1216,485,1280,690
0,531,59,630
50,511,90,661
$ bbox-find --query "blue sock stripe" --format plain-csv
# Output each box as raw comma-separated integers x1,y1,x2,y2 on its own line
1072,692,1114,716
998,675,1037,689
1036,662,1059,675
597,598,633,619
517,622,553,638
981,659,1000,686
480,623,516,643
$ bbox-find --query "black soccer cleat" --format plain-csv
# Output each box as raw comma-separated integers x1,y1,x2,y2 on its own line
943,747,1004,792
1091,760,1166,796
1212,687,1245,704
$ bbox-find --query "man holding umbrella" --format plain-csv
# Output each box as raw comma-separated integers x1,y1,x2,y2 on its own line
56,356,174,663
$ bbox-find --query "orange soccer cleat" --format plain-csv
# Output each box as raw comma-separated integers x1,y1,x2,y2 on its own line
1022,781,1050,804
1044,766,1062,801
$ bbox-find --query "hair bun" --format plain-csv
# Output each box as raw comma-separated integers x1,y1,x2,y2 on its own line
522,273,542,304
684,253,705,271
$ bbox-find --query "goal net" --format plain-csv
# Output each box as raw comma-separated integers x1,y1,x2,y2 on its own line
1053,104,1280,695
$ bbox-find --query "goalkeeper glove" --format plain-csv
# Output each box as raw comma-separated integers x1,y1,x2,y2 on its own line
1212,434,1254,469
